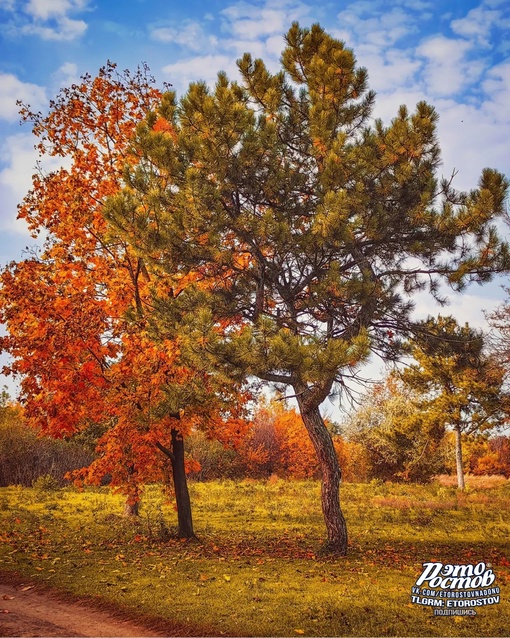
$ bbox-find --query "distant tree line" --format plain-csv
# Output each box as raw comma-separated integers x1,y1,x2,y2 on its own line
2,386,509,488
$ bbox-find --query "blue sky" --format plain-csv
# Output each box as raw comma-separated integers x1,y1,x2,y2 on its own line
1,0,510,396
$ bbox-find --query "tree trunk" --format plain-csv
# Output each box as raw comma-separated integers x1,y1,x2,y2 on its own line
170,428,195,538
454,424,465,490
123,498,139,517
296,396,348,555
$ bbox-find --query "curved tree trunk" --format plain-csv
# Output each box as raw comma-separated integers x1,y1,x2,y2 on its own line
296,396,348,555
454,424,465,490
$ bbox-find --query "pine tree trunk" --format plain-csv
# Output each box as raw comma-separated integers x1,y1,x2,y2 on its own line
454,424,465,490
170,428,195,539
296,397,348,555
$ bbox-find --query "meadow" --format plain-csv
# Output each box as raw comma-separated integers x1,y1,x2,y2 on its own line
0,476,509,636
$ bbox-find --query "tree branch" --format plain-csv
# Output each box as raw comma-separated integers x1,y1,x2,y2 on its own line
155,440,175,463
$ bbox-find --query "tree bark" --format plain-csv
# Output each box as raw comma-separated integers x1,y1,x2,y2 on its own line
155,428,195,539
170,427,195,538
454,424,465,490
296,394,348,555
123,498,139,517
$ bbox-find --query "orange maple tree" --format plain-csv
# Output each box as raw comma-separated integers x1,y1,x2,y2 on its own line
0,63,249,534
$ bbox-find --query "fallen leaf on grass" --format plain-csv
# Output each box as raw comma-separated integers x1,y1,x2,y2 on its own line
294,629,305,634
20,586,34,592
2,595,14,600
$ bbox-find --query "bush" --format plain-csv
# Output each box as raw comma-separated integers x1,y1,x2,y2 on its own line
186,430,247,480
32,474,60,491
465,435,510,478
0,400,95,486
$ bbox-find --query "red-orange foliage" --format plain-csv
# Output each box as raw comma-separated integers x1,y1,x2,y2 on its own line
0,63,248,511
333,437,370,483
466,436,510,478
237,399,318,479
237,399,367,481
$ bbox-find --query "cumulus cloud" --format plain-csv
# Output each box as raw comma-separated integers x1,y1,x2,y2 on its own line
482,61,510,119
336,5,419,48
1,0,89,40
451,2,509,48
0,73,46,122
162,55,238,90
0,133,38,234
0,133,68,237
52,62,80,88
415,36,484,97
24,0,88,21
19,15,87,40
151,20,217,52
158,0,313,88
221,0,311,41
351,45,422,94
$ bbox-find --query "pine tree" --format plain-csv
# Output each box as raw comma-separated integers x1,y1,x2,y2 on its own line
402,316,508,489
105,24,510,553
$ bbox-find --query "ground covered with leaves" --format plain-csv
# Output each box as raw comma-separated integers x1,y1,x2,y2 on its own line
0,478,509,636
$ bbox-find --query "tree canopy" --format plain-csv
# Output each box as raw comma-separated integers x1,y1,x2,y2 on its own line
1,23,509,555
401,315,508,489
103,23,510,553
0,62,249,534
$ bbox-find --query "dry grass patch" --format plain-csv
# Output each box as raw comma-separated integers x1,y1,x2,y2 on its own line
0,480,508,636
434,474,508,488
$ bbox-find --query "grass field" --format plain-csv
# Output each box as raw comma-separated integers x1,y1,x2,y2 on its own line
0,477,509,636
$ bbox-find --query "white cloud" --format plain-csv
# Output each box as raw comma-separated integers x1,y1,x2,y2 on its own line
151,20,217,52
24,0,88,20
482,61,510,120
370,88,426,123
1,0,89,40
0,133,69,236
221,0,310,40
0,73,46,122
0,133,38,234
20,15,87,40
416,36,484,97
353,45,422,94
451,3,508,47
433,98,510,193
52,61,80,88
336,6,419,48
392,0,433,11
162,55,238,90
220,36,273,60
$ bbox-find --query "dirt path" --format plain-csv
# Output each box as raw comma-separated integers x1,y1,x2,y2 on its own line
0,577,167,637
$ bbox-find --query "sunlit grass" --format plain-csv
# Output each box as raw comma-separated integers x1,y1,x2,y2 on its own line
0,478,509,636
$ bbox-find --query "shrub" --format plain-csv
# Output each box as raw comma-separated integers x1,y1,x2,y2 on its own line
0,400,95,486
32,474,60,491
